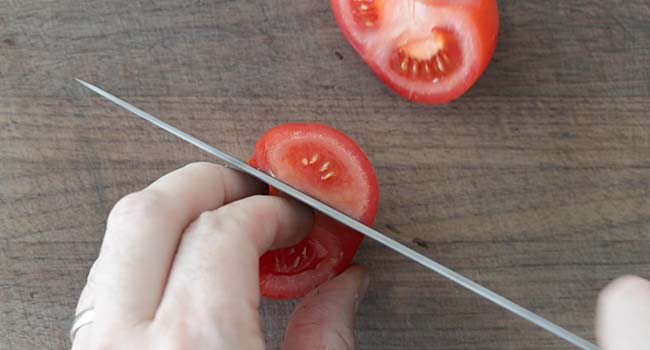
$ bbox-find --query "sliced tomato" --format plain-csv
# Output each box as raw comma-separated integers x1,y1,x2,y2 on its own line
332,0,499,104
251,123,379,299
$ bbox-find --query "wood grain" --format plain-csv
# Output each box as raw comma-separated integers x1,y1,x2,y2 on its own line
1,0,649,349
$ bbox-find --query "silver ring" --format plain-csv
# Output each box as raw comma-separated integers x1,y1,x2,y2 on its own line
69,308,95,343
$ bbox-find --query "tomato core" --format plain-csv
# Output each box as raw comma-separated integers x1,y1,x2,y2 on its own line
260,240,321,275
390,28,461,83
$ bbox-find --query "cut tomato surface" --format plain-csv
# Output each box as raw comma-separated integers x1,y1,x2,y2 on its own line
251,123,379,299
332,0,499,103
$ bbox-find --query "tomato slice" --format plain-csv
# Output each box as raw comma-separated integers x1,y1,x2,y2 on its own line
252,123,379,299
332,0,499,104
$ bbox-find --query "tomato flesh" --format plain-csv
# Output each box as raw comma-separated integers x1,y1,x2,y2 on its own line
351,0,383,29
333,0,499,104
253,123,379,299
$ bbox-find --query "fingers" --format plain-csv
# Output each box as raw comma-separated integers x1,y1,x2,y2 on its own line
71,260,99,350
154,195,313,349
283,265,369,350
596,275,650,350
93,162,265,325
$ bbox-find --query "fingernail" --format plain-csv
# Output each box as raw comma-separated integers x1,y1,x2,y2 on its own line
354,274,370,312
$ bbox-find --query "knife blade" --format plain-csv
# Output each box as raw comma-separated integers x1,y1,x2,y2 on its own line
76,79,598,350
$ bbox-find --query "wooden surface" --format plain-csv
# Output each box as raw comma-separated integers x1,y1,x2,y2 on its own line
1,0,649,349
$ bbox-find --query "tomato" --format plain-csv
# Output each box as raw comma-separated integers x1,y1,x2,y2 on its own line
251,123,379,299
331,0,499,104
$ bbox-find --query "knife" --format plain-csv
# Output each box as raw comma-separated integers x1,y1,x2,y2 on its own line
76,79,598,350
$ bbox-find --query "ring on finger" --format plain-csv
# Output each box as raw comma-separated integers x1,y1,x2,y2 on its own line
70,307,96,343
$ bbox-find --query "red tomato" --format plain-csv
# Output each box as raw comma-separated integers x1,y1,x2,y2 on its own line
251,123,379,299
331,0,499,104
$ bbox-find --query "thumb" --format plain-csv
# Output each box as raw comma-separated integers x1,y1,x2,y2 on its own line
596,275,650,350
283,264,369,350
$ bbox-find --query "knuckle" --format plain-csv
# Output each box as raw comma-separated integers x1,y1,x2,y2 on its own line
187,195,287,253
110,191,160,217
90,337,122,350
221,195,273,233
164,325,200,350
182,161,222,174
289,321,355,350
194,209,227,231
153,319,214,350
205,201,254,232
182,161,231,200
192,196,269,241
108,190,175,225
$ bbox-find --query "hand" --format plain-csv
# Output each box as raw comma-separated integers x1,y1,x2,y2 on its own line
72,162,369,350
596,275,650,350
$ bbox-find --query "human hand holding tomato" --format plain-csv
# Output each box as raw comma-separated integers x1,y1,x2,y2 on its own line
71,124,377,349
71,162,370,350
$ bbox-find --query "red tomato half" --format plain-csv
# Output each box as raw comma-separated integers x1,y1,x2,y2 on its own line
331,0,499,104
251,123,379,299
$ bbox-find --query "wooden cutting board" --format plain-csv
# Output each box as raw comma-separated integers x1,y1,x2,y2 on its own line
1,1,649,349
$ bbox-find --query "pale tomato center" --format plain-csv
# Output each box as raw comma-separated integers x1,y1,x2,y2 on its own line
390,28,462,82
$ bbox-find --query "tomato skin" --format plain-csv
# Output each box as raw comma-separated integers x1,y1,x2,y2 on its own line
331,0,499,104
252,123,379,299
